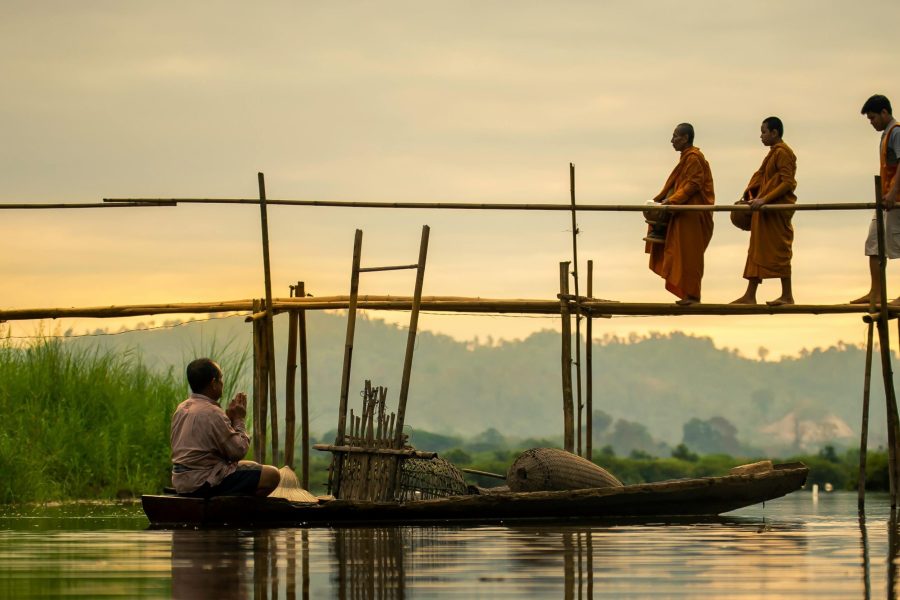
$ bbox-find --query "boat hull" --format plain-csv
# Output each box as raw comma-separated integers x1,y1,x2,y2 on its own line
142,463,808,527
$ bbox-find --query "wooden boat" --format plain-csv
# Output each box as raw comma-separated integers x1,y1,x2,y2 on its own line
142,461,808,527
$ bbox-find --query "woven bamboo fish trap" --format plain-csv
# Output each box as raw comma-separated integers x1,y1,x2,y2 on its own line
506,447,623,492
396,456,468,501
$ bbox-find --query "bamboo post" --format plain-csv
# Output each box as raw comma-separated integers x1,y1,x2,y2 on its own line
394,225,430,448
254,298,270,461
586,259,594,462
338,231,363,441
285,285,299,469
258,300,270,461
872,174,900,506
259,173,280,466
297,281,311,489
332,230,363,496
858,321,874,508
569,163,583,457
252,298,264,461
559,261,574,453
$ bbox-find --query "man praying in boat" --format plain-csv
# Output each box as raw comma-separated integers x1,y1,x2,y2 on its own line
730,116,797,306
170,358,281,497
645,122,715,305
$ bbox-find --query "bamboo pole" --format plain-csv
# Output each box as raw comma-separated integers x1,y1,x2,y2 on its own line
254,299,269,461
332,230,363,496
101,197,877,212
297,281,311,489
586,259,594,462
0,201,176,209
258,173,280,466
358,264,419,273
285,296,299,469
394,225,430,448
312,444,437,459
858,321,874,508
5,297,897,321
569,163,583,457
872,175,900,507
252,298,263,461
559,261,574,453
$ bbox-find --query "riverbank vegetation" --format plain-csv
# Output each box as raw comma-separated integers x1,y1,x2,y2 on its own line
0,338,887,504
0,339,181,504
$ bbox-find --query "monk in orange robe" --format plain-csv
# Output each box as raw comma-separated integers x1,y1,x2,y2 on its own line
646,123,715,305
731,116,797,305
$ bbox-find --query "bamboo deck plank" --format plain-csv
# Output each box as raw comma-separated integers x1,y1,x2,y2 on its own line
3,298,894,321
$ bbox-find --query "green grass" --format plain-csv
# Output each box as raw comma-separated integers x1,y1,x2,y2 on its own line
0,338,184,504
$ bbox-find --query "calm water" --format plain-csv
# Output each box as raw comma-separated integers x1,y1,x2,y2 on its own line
0,491,897,598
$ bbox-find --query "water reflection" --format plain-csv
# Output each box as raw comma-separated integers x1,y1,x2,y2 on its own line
166,519,822,599
171,530,246,599
333,528,404,598
860,510,872,600
890,508,899,600
6,494,900,598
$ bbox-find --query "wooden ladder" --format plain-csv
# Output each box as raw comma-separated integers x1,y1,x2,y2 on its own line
328,225,430,499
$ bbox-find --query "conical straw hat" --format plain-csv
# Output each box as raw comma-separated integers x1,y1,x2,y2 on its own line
269,466,318,503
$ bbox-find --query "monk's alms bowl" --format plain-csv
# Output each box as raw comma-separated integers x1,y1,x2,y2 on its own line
731,201,752,231
643,203,667,225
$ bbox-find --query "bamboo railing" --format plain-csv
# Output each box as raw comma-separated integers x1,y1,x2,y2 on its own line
95,198,876,212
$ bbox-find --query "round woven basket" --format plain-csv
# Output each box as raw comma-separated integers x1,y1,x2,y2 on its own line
506,447,622,492
731,202,752,231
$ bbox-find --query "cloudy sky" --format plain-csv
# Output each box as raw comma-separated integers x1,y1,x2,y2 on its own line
2,1,898,357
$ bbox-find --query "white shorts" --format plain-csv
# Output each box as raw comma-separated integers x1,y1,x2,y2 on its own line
865,209,900,258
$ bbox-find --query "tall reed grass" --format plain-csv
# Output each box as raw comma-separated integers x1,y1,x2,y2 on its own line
0,338,181,503
0,336,249,504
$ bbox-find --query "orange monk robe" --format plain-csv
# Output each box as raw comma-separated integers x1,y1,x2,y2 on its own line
742,141,797,280
646,146,715,300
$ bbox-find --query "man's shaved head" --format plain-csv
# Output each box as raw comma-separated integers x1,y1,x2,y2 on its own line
675,123,695,145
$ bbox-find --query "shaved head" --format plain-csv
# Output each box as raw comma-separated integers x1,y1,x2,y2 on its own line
675,123,695,144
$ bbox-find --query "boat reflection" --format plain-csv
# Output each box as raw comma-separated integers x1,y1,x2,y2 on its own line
6,494,900,598
168,516,824,600
171,529,251,600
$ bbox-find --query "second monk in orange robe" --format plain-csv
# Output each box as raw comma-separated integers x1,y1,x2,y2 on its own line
646,123,715,305
731,116,797,305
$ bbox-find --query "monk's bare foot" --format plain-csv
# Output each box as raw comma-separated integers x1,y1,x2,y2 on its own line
675,297,699,306
730,296,757,305
766,297,795,306
850,294,873,305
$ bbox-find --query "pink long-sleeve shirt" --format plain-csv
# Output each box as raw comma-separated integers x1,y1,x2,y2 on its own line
170,393,250,493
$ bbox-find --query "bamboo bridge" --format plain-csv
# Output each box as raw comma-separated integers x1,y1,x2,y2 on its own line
2,171,898,508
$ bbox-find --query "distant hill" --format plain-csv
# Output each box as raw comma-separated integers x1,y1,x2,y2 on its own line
65,311,886,455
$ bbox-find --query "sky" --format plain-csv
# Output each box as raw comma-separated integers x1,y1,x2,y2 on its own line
1,0,899,358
